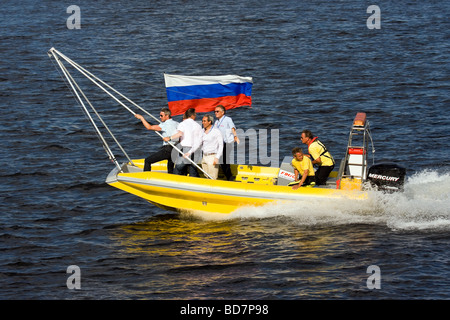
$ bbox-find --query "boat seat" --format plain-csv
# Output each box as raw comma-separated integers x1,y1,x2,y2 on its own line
233,165,279,185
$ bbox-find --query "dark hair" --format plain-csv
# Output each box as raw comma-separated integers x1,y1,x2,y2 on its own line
185,108,196,119
292,147,303,155
203,114,214,124
215,105,226,113
160,107,172,118
301,130,313,139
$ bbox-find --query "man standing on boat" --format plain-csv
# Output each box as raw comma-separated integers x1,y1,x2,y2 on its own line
164,108,203,177
135,108,178,173
300,130,335,185
213,105,240,181
201,114,223,179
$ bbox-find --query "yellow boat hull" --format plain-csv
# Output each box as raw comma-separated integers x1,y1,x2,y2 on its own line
106,160,367,215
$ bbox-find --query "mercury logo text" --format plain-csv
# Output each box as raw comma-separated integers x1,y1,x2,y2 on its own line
367,173,400,182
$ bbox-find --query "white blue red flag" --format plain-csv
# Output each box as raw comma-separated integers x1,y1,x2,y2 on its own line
164,74,253,116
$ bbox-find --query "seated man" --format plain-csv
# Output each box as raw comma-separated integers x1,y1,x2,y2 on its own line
290,147,316,190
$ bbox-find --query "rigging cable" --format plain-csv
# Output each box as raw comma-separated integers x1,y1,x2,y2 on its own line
49,49,124,171
48,48,213,179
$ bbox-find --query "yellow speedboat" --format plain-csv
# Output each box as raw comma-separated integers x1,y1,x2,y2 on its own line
47,49,406,216
106,113,405,215
106,160,365,214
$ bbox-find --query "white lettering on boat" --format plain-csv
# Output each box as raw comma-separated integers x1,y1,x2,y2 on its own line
368,173,399,182
278,169,296,180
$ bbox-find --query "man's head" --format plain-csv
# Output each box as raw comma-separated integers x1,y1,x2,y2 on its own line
214,105,226,118
159,108,171,122
184,108,196,119
292,147,304,161
300,130,313,145
202,114,214,129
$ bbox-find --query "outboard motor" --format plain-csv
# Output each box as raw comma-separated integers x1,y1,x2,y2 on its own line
367,163,406,192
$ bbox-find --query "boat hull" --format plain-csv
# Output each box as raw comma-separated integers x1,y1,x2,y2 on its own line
106,161,367,215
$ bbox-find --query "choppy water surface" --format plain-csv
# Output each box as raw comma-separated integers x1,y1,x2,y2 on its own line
0,0,449,300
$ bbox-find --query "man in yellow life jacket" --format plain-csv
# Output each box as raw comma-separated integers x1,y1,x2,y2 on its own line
290,147,316,190
300,130,335,185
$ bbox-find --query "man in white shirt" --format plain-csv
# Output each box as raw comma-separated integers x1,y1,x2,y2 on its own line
201,114,223,179
214,105,240,180
135,108,179,173
164,108,202,177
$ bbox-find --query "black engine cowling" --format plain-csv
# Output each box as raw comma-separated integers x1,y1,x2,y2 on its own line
367,163,406,192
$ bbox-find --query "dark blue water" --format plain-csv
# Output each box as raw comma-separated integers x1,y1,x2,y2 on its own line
1,0,449,301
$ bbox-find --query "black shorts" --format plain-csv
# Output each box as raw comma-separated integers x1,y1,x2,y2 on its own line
302,175,316,186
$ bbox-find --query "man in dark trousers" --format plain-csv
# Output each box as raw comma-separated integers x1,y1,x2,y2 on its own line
135,108,179,173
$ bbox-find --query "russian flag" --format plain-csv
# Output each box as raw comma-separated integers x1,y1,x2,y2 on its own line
164,74,253,116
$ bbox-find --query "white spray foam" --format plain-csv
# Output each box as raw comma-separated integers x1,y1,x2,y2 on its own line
382,170,450,231
193,169,450,231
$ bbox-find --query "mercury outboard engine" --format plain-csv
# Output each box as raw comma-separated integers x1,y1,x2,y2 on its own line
367,163,406,192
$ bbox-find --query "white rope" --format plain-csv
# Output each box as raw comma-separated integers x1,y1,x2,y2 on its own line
48,48,213,179
51,51,124,172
